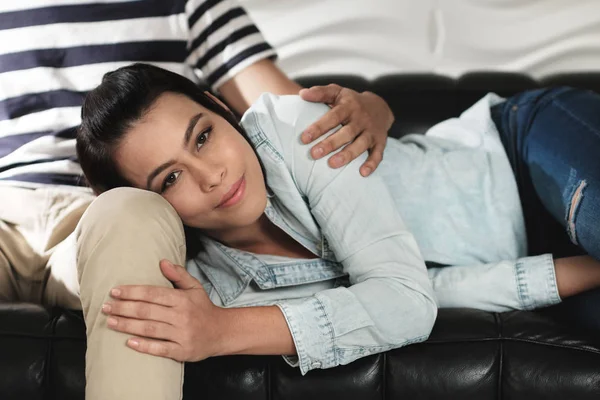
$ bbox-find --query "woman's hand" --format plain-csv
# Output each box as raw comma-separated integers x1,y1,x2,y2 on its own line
299,84,394,177
101,259,222,362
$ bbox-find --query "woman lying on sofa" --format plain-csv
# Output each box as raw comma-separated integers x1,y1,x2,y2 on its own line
75,63,600,399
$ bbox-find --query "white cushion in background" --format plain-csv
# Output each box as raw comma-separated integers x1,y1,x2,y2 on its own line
240,0,600,78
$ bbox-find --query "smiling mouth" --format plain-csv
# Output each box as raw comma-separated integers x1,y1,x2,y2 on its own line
217,175,246,208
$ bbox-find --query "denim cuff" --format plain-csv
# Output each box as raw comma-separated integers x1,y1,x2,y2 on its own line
276,297,336,375
515,254,561,310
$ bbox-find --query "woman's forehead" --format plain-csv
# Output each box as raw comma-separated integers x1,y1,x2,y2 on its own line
147,92,209,118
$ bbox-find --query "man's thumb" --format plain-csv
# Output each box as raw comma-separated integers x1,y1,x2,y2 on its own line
300,85,339,104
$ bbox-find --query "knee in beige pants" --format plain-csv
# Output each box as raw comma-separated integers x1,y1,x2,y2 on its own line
76,187,187,400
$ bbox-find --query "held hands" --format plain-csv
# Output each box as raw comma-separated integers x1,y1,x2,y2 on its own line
101,260,222,362
299,84,394,177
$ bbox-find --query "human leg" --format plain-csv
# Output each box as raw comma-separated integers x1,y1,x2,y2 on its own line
0,187,47,302
75,187,187,400
0,186,92,306
491,87,600,330
492,86,600,258
42,188,94,309
0,220,40,301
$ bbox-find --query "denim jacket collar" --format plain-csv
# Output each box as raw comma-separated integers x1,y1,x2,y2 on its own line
191,197,344,306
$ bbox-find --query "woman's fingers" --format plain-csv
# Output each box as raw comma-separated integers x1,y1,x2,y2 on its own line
102,300,174,324
159,259,200,290
110,285,179,307
105,314,176,341
126,337,185,361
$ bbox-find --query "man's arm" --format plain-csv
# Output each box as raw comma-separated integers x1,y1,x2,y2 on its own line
183,0,392,176
218,59,394,177
219,59,302,114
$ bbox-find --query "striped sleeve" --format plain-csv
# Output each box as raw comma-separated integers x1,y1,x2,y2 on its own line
184,0,277,91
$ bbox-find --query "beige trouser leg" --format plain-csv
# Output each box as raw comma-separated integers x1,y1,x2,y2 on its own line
0,219,35,302
0,186,94,308
75,187,186,400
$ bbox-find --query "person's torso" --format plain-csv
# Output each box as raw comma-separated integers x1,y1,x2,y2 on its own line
0,0,272,189
377,136,526,266
0,0,195,189
188,93,526,308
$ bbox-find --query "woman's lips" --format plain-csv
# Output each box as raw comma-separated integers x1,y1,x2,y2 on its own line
217,176,245,208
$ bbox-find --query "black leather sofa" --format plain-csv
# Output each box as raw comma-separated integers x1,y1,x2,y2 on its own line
2,72,600,400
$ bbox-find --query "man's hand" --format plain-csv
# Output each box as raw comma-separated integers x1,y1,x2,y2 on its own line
218,59,392,177
101,259,223,362
300,84,394,177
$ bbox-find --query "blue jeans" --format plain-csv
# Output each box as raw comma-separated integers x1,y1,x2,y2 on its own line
491,87,600,331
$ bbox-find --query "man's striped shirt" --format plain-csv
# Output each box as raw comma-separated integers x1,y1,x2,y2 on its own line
0,0,276,190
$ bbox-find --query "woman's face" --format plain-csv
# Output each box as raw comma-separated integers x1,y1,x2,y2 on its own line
114,92,267,235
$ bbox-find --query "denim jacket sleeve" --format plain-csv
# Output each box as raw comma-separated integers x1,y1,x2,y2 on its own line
250,94,438,374
428,253,561,312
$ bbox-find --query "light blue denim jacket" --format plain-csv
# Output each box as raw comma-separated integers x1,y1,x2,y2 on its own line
186,93,561,375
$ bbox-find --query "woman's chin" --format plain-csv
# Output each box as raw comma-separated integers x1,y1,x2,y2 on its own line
179,187,267,232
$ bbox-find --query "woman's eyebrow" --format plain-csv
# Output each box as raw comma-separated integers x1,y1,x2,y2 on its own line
182,112,204,148
146,112,204,190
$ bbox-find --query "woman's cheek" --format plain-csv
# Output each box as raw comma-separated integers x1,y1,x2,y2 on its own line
162,185,191,220
171,186,211,225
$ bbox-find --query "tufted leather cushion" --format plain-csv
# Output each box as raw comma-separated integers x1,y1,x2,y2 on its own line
297,72,600,138
2,72,600,400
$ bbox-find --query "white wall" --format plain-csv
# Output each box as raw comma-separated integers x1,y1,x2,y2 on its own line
240,0,600,78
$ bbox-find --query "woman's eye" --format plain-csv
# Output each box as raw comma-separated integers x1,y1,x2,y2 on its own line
162,171,181,192
196,127,212,151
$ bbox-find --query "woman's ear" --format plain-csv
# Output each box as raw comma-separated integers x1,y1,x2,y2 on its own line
204,91,233,113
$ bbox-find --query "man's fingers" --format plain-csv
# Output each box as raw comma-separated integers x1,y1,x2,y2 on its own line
326,133,370,168
310,124,359,160
299,84,342,104
302,105,349,144
360,143,385,177
300,85,391,177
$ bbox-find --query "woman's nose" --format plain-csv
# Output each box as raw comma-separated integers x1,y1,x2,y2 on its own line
191,162,225,192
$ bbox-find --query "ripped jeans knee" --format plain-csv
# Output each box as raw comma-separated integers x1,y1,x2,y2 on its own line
561,174,599,259
494,88,600,260
565,179,587,246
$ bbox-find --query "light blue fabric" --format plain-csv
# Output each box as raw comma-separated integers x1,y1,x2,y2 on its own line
186,93,561,374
